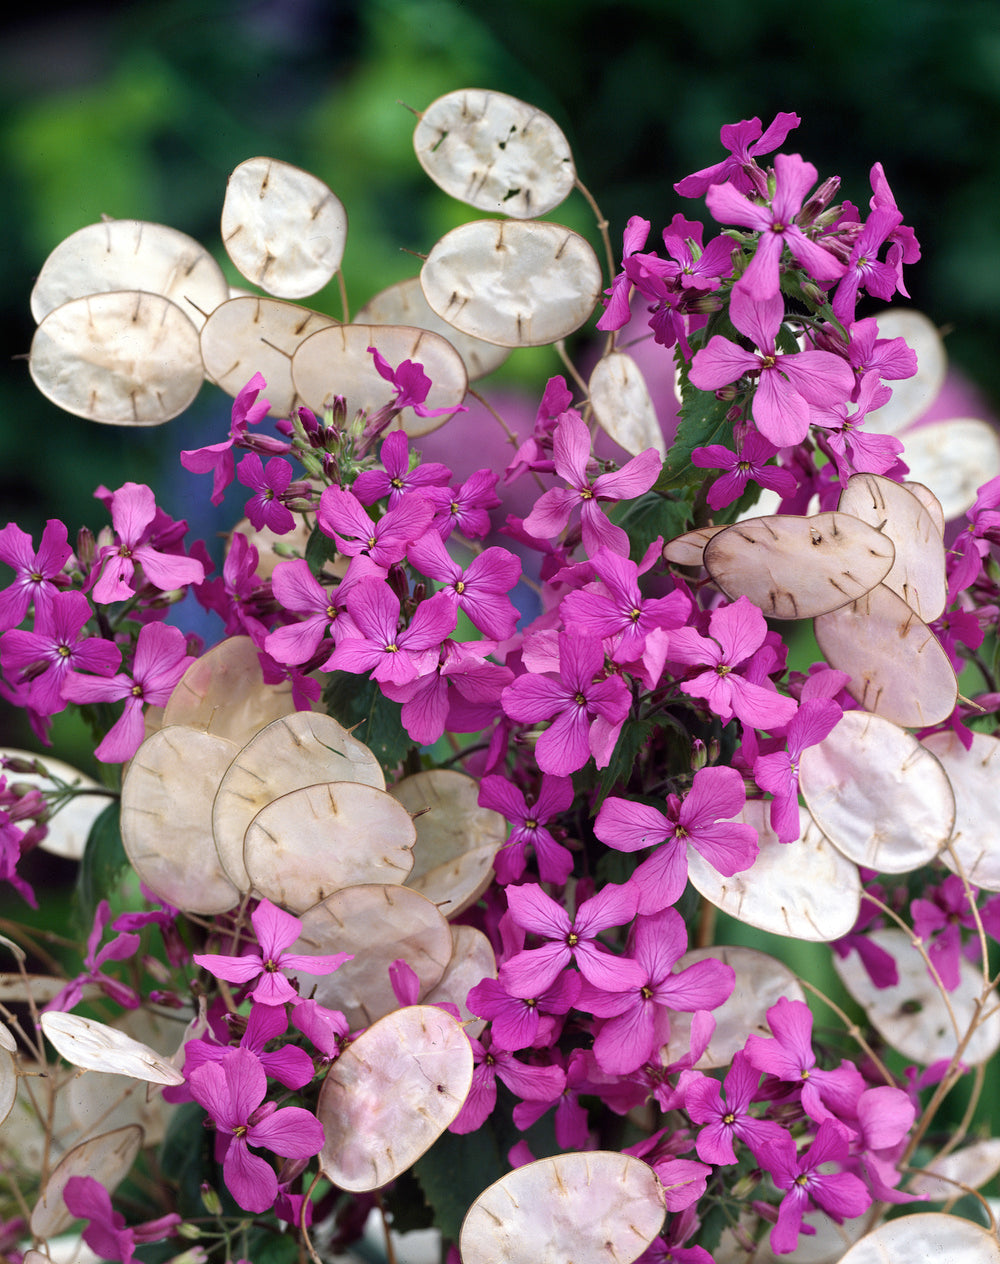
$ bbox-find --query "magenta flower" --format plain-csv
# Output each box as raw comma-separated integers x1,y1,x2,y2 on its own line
706,152,847,299
318,485,434,568
324,580,456,687
668,596,798,730
0,519,71,631
691,429,798,512
674,112,801,199
408,531,522,640
63,1176,180,1264
352,428,451,506
188,1046,324,1214
448,1031,567,1134
466,969,580,1051
559,548,691,667
743,997,865,1126
265,556,382,666
689,287,855,447
237,454,296,535
44,899,140,1013
478,773,575,885
180,371,271,505
0,589,120,718
522,410,661,556
182,1001,315,1091
596,215,653,331
91,483,205,604
754,698,842,843
578,907,734,1075
426,468,502,540
831,207,906,323
501,630,631,775
367,345,459,418
679,1050,787,1165
595,765,758,914
194,898,351,1006
498,880,644,997
755,1120,871,1255
381,638,512,746
61,622,191,763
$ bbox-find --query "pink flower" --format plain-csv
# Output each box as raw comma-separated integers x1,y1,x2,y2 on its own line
352,429,451,506
448,1031,566,1134
44,899,141,1013
63,1176,180,1264
188,1046,324,1214
180,372,271,505
408,531,522,640
324,580,457,687
498,881,644,997
689,288,855,447
61,622,192,763
674,112,801,199
706,152,847,299
367,345,460,419
501,630,631,775
0,519,71,631
594,766,758,914
237,454,296,535
754,698,842,843
692,430,797,512
668,596,798,730
578,907,734,1075
522,411,661,557
317,486,434,568
194,898,351,1006
755,1120,871,1255
477,773,575,885
679,1050,787,1165
91,483,205,604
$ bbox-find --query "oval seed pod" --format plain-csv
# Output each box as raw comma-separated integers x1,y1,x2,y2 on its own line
30,1125,143,1239
413,88,575,219
421,219,602,347
460,1152,665,1264
221,157,348,299
589,352,666,458
703,512,894,619
200,295,337,418
837,1213,1000,1264
30,220,229,330
30,292,203,425
863,308,946,435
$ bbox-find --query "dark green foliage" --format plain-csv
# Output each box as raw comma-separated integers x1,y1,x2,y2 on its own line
76,801,128,930
322,671,413,772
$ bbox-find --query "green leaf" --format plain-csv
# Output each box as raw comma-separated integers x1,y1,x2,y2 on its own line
305,522,339,574
76,800,128,930
413,1126,505,1245
611,490,695,557
159,1101,217,1221
595,718,656,804
657,362,735,494
322,671,413,772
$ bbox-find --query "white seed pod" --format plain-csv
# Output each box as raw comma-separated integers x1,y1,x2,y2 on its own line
897,418,1000,521
908,1138,1000,1201
833,927,1000,1066
838,473,946,622
40,1012,185,1085
799,710,955,873
0,1046,15,1134
420,219,602,347
162,635,301,745
355,275,510,380
460,1152,665,1264
662,525,725,568
291,322,468,436
687,801,861,942
389,769,505,918
243,781,417,912
200,295,337,417
30,220,229,330
413,89,575,219
121,727,241,915
423,924,496,1038
589,352,666,458
212,711,384,892
703,512,895,619
221,157,348,299
864,309,946,435
293,884,453,1027
30,1124,143,1238
813,584,957,729
317,1006,473,1191
30,292,203,425
922,729,1000,890
836,1213,1000,1263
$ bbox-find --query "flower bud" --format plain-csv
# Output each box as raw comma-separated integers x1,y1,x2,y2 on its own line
76,526,96,570
200,1183,223,1216
690,739,707,771
798,175,841,225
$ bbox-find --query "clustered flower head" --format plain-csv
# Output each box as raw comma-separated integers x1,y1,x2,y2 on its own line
7,99,1000,1264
